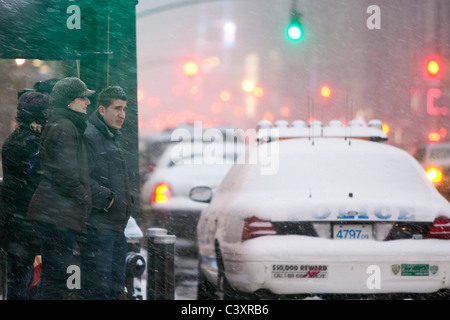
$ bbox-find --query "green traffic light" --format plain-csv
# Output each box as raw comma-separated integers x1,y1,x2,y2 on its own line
287,24,302,40
287,15,303,40
287,5,303,41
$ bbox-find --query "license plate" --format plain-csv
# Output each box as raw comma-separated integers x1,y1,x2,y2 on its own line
333,224,372,240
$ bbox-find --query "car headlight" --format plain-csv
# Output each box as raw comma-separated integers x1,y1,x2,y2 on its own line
426,167,443,183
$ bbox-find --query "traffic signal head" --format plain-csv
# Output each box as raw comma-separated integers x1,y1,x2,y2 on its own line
427,60,440,76
424,57,443,78
287,10,303,41
287,21,303,40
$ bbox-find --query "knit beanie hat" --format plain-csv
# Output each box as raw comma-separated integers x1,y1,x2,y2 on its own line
33,78,59,94
50,77,95,108
17,91,50,125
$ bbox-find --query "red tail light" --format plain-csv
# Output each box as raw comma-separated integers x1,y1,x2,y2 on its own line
151,182,171,204
427,216,450,239
242,216,277,241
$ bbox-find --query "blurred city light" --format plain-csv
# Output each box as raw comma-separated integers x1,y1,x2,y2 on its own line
426,167,443,182
262,112,274,122
320,85,332,99
428,131,442,142
203,56,220,69
219,90,231,102
15,59,25,66
241,79,255,92
253,86,264,98
427,60,440,76
137,89,144,102
183,61,198,76
223,21,236,47
287,24,302,40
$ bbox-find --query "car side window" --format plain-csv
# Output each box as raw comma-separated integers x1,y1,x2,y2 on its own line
430,148,450,160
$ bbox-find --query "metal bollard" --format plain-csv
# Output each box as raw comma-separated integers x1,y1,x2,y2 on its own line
146,228,176,300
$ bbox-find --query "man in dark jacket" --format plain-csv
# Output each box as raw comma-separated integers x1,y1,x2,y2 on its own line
27,77,94,299
1,92,50,299
81,86,133,299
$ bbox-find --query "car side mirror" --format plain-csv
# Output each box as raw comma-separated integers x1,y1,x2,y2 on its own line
189,186,213,203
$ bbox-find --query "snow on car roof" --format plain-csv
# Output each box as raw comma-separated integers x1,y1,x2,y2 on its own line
215,137,450,221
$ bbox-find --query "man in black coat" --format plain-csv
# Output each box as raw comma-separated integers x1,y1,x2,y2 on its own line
27,77,94,299
81,86,133,300
1,92,50,299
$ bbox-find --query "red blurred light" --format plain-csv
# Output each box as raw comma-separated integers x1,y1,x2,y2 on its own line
280,107,291,117
428,131,441,142
151,182,171,204
320,85,332,99
183,61,198,76
262,112,274,123
427,60,439,75
427,88,447,116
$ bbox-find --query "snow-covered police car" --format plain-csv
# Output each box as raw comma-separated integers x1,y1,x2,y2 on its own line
191,119,450,299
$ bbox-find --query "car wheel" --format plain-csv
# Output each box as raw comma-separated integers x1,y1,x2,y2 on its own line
422,289,450,300
215,242,253,300
197,263,219,300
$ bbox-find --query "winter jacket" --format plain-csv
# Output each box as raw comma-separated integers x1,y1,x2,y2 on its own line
27,107,91,233
1,124,41,219
0,124,42,247
83,111,133,233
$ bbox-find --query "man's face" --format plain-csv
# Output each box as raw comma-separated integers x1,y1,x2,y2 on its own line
99,99,127,129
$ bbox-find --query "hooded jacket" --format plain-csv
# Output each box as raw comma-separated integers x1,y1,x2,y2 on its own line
1,124,42,221
83,111,133,233
27,107,91,233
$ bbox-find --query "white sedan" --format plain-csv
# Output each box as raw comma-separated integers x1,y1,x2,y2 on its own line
140,140,245,239
193,124,450,299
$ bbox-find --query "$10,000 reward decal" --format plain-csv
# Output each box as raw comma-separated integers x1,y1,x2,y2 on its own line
272,264,328,279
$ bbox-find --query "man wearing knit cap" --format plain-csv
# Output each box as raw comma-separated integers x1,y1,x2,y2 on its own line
1,91,50,299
